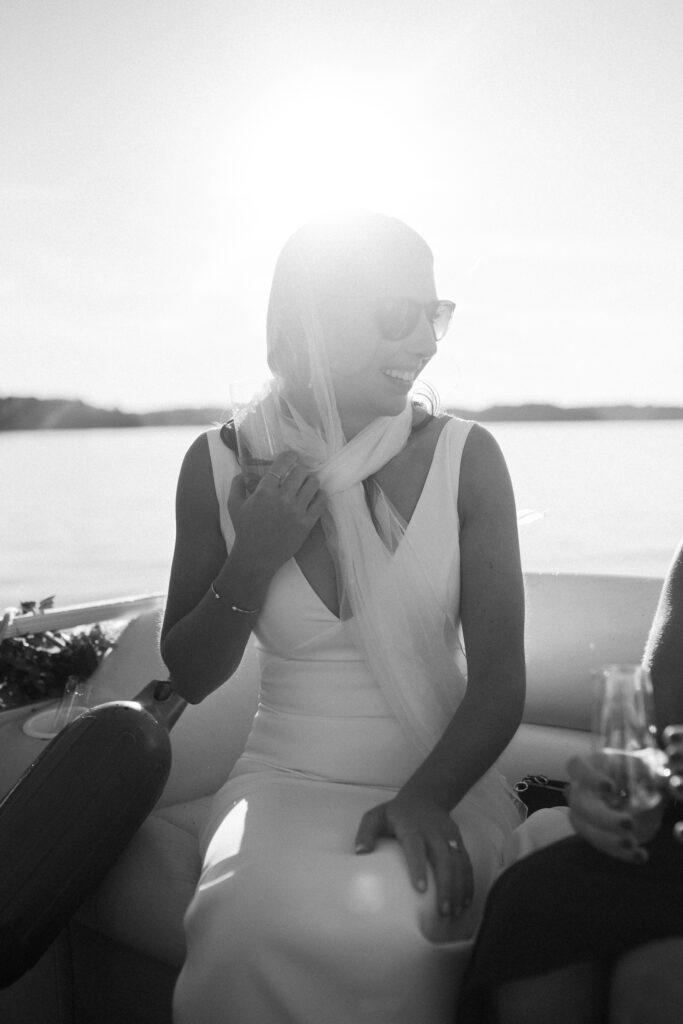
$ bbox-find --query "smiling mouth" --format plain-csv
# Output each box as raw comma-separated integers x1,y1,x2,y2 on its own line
381,369,417,383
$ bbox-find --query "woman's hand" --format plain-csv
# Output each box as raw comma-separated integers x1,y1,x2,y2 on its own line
663,726,683,844
663,725,683,801
354,793,474,918
568,753,650,864
228,451,326,573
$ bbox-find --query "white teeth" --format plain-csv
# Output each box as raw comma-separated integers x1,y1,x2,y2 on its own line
382,369,414,382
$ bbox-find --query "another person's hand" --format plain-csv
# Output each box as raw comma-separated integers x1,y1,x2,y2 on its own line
354,793,473,918
228,451,326,573
567,753,650,864
663,725,683,844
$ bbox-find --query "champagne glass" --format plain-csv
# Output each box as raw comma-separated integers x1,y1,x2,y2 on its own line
53,675,91,732
595,663,670,844
229,377,284,493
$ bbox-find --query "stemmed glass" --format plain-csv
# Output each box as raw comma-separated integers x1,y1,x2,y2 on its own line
595,663,670,844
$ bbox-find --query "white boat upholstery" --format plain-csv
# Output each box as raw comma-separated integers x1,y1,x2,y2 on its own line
0,571,664,1023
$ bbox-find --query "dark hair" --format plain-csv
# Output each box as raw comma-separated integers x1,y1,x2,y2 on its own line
219,419,237,451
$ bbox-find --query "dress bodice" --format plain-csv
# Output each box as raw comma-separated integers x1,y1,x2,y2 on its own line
207,416,473,661
206,418,474,788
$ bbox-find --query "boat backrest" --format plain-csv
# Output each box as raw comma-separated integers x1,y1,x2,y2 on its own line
523,572,662,730
85,571,663,807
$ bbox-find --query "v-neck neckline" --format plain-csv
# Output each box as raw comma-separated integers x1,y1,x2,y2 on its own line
291,418,451,620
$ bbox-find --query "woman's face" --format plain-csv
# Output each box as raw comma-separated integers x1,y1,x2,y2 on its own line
325,239,439,438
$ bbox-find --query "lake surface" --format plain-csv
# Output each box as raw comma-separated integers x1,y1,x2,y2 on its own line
1,421,681,611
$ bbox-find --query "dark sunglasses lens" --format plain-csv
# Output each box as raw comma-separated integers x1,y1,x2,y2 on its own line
431,301,455,341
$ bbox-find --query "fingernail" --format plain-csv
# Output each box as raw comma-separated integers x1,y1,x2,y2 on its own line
417,878,427,892
355,843,366,854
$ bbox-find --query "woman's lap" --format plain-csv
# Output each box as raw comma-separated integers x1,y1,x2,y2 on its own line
459,806,683,1023
175,773,511,1023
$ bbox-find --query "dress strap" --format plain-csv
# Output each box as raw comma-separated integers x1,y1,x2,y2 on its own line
205,427,241,551
441,416,475,502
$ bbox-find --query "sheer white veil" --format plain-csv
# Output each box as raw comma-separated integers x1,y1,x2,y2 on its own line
239,211,522,828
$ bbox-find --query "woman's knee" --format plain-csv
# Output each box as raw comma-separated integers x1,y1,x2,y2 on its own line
496,963,606,1024
610,938,683,1024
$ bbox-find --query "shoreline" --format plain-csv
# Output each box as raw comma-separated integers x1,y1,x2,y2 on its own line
2,396,683,430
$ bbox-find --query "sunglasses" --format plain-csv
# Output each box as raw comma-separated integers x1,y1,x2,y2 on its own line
376,298,456,342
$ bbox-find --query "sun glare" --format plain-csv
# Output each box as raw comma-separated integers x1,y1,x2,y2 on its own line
244,70,426,236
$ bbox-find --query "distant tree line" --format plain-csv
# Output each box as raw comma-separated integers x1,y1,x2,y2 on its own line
1,395,682,431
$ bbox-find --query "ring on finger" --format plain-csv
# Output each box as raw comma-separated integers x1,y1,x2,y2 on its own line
266,469,283,483
278,462,297,486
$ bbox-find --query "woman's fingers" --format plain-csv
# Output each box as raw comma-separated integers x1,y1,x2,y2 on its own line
260,454,325,519
261,451,299,486
354,805,384,854
356,800,473,918
232,451,326,568
396,831,429,895
296,472,327,513
428,830,473,917
567,753,616,799
567,755,653,863
663,725,683,777
572,810,648,863
662,724,683,748
569,786,647,863
227,473,247,521
569,782,625,828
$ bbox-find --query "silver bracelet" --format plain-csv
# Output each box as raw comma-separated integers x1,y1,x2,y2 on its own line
210,580,259,616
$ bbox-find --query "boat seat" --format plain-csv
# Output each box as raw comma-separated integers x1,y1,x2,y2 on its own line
0,571,664,1023
76,799,208,968
72,606,261,970
74,570,663,975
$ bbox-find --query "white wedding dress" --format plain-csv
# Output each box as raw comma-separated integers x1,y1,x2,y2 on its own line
173,418,526,1024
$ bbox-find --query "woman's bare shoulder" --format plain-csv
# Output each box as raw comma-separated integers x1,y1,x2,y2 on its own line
663,538,683,611
175,431,220,527
415,415,502,473
408,410,451,459
458,422,515,517
460,419,508,464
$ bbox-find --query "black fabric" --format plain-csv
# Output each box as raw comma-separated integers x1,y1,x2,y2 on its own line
513,775,569,815
458,803,683,1023
219,420,237,451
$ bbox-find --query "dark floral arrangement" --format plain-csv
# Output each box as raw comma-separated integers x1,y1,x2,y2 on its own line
0,597,115,710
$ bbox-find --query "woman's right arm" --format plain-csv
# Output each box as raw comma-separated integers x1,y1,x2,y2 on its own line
645,538,683,737
160,435,325,703
160,433,264,702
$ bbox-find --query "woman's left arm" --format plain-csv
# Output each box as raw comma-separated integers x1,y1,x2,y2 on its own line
356,425,526,915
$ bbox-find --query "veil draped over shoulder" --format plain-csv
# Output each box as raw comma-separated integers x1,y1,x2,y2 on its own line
235,215,523,831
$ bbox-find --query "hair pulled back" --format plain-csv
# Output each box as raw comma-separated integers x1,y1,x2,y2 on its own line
266,209,433,388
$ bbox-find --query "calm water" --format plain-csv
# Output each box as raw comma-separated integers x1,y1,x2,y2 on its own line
1,422,681,611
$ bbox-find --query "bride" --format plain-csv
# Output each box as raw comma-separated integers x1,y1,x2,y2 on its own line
161,209,527,1023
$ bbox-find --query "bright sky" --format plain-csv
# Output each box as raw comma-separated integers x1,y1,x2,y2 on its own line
2,0,682,412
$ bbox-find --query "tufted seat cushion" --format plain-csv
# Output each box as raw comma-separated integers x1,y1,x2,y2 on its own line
74,573,663,983
72,606,260,971
76,797,210,968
